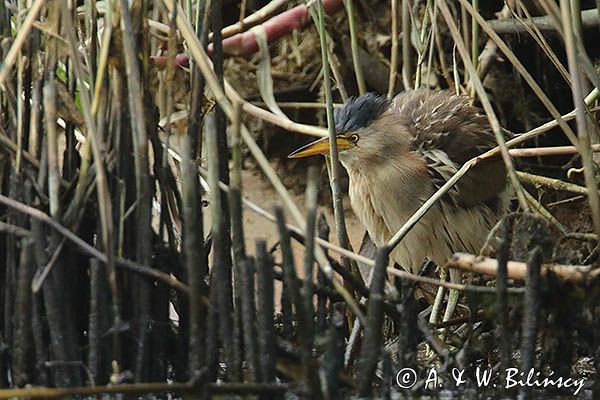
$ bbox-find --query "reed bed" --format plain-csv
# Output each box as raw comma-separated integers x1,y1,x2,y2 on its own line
0,0,599,398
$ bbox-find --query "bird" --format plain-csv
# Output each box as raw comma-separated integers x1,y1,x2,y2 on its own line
288,89,510,323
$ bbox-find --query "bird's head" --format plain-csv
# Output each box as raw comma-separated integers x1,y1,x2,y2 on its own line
288,93,395,167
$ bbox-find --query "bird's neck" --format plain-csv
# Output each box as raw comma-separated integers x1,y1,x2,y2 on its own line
342,148,431,208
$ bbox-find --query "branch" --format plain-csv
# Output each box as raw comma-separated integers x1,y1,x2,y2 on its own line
488,9,599,35
447,253,599,283
509,143,600,157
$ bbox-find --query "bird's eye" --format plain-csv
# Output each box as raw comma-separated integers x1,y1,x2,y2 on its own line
349,134,359,143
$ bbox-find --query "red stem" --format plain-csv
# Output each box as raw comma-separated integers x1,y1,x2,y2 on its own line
151,0,343,68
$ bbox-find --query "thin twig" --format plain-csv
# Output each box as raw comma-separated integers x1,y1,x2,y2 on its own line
211,0,286,40
344,0,366,94
510,2,571,86
488,8,598,34
413,0,433,88
469,0,479,97
315,0,355,297
388,0,399,98
517,171,591,195
508,143,600,157
251,101,343,109
401,0,412,89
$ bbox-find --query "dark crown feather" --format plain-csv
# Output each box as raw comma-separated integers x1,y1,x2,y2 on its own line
334,93,390,133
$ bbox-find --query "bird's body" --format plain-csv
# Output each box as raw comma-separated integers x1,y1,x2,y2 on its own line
289,89,509,318
345,157,506,273
337,90,510,273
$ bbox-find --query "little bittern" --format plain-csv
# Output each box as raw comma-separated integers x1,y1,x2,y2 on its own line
289,89,509,322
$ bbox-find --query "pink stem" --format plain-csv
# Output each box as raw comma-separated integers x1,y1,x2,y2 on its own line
151,0,343,69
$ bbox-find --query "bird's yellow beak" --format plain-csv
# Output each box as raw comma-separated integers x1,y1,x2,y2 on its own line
288,136,354,158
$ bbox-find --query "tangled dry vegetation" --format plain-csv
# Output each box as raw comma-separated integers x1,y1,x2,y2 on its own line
0,0,600,398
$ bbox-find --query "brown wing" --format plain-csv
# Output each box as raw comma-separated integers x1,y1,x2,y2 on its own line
392,89,507,208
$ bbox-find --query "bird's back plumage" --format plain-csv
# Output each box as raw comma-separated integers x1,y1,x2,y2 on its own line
391,89,508,210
